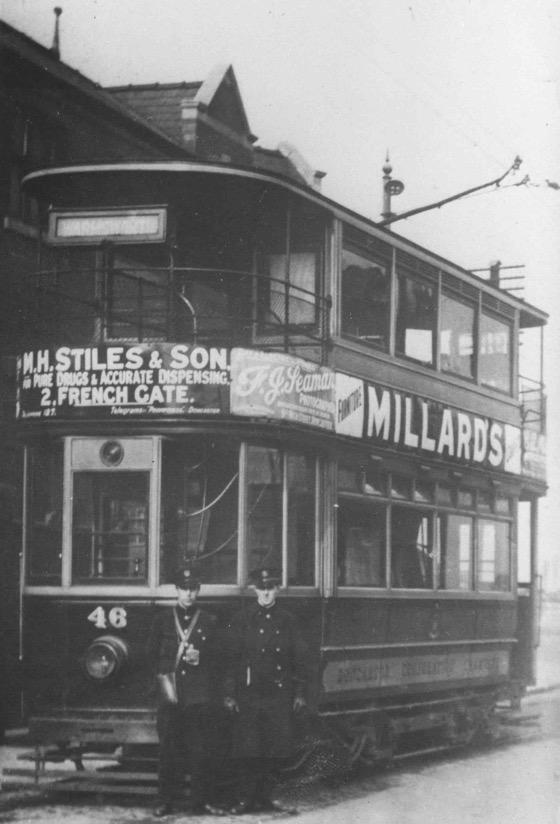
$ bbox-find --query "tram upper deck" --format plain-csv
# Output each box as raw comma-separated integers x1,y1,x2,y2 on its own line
21,161,546,432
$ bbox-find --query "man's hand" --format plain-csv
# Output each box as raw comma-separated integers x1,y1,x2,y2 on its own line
224,696,239,713
293,696,306,713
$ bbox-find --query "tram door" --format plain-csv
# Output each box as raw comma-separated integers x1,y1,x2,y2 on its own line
69,437,156,586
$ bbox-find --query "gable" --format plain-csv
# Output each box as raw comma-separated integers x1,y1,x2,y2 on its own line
196,65,254,142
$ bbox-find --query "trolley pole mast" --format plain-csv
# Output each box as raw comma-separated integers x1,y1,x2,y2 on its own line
381,153,404,229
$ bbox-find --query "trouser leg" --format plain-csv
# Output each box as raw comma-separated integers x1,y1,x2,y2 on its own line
156,704,180,802
234,757,264,807
185,705,213,809
255,758,280,804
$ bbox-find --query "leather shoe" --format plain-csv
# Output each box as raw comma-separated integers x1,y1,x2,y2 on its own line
229,800,253,815
153,802,174,817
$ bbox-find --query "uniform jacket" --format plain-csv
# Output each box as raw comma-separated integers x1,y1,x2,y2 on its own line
223,602,308,701
146,606,217,707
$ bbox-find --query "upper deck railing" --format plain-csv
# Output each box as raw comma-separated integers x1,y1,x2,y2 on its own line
519,374,547,435
21,265,332,365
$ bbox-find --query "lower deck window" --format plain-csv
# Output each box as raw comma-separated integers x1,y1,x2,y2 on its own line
161,439,239,585
246,446,316,586
72,472,149,583
391,506,433,589
336,467,513,593
27,441,64,584
438,513,473,591
477,519,510,592
161,440,317,586
337,499,386,586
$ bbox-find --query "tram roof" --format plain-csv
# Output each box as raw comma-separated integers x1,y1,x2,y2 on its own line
24,159,548,329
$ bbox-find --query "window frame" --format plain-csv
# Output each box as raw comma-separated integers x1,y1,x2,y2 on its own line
340,243,391,350
335,461,515,596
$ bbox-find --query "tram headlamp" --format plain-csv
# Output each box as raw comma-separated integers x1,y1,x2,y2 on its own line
83,635,129,681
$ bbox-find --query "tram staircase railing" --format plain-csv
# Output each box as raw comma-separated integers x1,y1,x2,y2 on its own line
519,375,546,434
18,266,332,365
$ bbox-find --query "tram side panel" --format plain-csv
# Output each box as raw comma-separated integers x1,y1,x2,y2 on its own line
319,597,517,707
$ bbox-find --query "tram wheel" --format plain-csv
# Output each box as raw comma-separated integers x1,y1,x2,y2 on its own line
445,708,477,748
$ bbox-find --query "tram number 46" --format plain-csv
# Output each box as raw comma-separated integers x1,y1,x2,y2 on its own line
87,606,128,629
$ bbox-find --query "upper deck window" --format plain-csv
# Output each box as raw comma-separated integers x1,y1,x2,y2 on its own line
341,228,391,349
257,197,325,330
440,292,475,379
341,249,390,348
395,273,437,365
479,310,512,393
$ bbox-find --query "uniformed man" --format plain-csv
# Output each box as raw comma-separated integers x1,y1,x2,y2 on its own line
223,568,308,814
146,566,225,817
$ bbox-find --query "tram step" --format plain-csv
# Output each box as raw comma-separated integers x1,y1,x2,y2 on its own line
4,768,159,782
16,749,123,764
48,781,159,796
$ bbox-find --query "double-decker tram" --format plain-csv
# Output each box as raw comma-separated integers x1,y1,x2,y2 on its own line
16,158,547,774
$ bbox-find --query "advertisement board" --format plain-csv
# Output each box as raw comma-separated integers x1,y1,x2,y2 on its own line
16,344,539,480
17,344,230,420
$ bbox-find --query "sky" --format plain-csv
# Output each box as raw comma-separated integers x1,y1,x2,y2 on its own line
3,0,560,584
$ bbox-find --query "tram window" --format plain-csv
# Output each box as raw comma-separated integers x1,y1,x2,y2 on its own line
414,480,434,503
160,439,239,585
286,454,316,586
246,446,283,574
337,464,363,493
391,506,434,589
257,198,323,330
267,253,317,326
337,499,386,587
457,488,475,510
396,274,436,365
72,472,149,583
436,484,454,506
27,442,63,584
477,519,511,592
438,513,473,591
479,311,512,393
364,466,387,496
245,446,317,586
107,251,168,341
391,474,411,500
341,248,389,348
478,491,493,513
440,293,475,379
495,495,512,515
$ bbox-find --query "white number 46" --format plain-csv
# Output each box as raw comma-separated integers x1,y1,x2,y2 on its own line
87,606,127,629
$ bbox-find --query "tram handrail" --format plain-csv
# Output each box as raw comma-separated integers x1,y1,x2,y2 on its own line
519,373,547,434
22,266,333,364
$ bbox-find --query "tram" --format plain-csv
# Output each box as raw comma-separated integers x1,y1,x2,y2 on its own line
15,157,547,769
